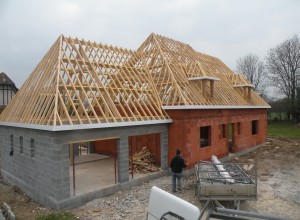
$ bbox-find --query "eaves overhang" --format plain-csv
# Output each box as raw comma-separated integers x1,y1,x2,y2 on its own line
188,76,220,81
162,105,271,110
0,119,173,131
233,84,255,88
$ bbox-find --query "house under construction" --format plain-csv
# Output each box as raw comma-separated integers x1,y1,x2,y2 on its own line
0,33,270,209
0,72,18,113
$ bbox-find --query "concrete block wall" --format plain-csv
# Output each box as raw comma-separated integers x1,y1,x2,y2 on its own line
118,137,129,183
160,131,168,170
0,127,70,208
167,109,268,167
55,124,169,184
0,123,168,209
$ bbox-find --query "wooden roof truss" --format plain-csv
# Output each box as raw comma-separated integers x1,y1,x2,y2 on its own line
0,35,169,126
138,34,269,107
0,33,269,128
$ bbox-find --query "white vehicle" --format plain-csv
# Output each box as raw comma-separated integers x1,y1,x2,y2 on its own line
147,186,200,220
146,185,289,220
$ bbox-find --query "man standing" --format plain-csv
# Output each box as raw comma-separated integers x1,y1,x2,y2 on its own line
170,149,187,193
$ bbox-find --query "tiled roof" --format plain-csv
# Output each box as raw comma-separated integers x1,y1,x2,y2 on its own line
0,72,16,85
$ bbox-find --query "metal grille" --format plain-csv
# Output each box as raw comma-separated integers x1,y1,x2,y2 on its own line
196,161,256,184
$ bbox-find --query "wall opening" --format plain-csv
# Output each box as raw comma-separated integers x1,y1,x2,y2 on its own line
30,138,35,158
19,136,23,154
128,133,161,180
10,134,14,156
221,124,226,138
252,120,258,135
69,138,118,196
237,122,241,135
200,126,211,148
228,123,234,152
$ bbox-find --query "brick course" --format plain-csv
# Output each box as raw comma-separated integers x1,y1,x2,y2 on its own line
167,109,268,167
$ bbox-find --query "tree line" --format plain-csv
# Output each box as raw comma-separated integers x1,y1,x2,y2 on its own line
236,35,300,123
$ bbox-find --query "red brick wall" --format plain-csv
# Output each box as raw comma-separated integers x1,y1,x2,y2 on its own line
94,139,117,156
94,134,161,165
167,109,268,168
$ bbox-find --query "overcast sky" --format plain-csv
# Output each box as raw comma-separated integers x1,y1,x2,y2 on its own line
0,0,300,88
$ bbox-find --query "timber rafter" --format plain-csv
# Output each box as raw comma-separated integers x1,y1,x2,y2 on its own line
137,33,269,107
0,35,169,126
0,33,269,128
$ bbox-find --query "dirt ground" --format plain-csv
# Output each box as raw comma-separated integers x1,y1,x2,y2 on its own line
0,137,299,219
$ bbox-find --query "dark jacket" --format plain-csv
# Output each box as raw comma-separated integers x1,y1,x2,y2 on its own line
170,155,187,173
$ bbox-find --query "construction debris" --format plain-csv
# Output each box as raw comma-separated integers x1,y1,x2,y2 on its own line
243,164,254,171
129,147,160,174
211,155,235,183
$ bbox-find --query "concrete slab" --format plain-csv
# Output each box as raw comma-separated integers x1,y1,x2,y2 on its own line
70,156,115,195
74,154,110,164
70,154,153,196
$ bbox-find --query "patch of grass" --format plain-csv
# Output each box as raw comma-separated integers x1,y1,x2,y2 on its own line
35,213,77,220
268,123,300,138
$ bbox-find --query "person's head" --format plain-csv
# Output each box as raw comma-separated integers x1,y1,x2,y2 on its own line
176,149,181,156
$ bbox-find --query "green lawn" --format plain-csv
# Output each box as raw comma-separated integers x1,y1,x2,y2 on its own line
268,112,283,120
268,123,300,138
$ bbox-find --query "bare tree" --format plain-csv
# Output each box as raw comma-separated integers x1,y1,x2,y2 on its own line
236,53,266,94
266,35,300,121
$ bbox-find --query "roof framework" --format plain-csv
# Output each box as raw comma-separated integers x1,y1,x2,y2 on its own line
0,35,169,126
138,34,269,107
0,33,269,129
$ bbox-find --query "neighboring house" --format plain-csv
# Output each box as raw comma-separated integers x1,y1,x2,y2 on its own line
0,72,18,113
0,34,270,209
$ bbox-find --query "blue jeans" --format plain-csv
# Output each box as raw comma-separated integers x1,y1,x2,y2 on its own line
172,172,183,192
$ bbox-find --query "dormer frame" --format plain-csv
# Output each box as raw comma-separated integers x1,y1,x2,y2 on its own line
188,76,220,98
233,84,254,100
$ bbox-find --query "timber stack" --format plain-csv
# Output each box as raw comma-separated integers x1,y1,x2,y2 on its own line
129,147,160,174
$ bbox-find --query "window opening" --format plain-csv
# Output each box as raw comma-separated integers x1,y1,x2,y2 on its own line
221,124,226,138
252,120,258,135
30,138,35,158
10,134,14,156
20,136,23,154
200,126,211,148
237,122,241,135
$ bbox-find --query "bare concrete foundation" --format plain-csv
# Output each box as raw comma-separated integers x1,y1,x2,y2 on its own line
70,156,115,196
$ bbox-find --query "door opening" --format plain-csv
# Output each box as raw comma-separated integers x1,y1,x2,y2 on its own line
69,138,118,196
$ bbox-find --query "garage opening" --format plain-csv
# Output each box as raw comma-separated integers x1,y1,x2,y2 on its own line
128,133,161,180
69,138,118,196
